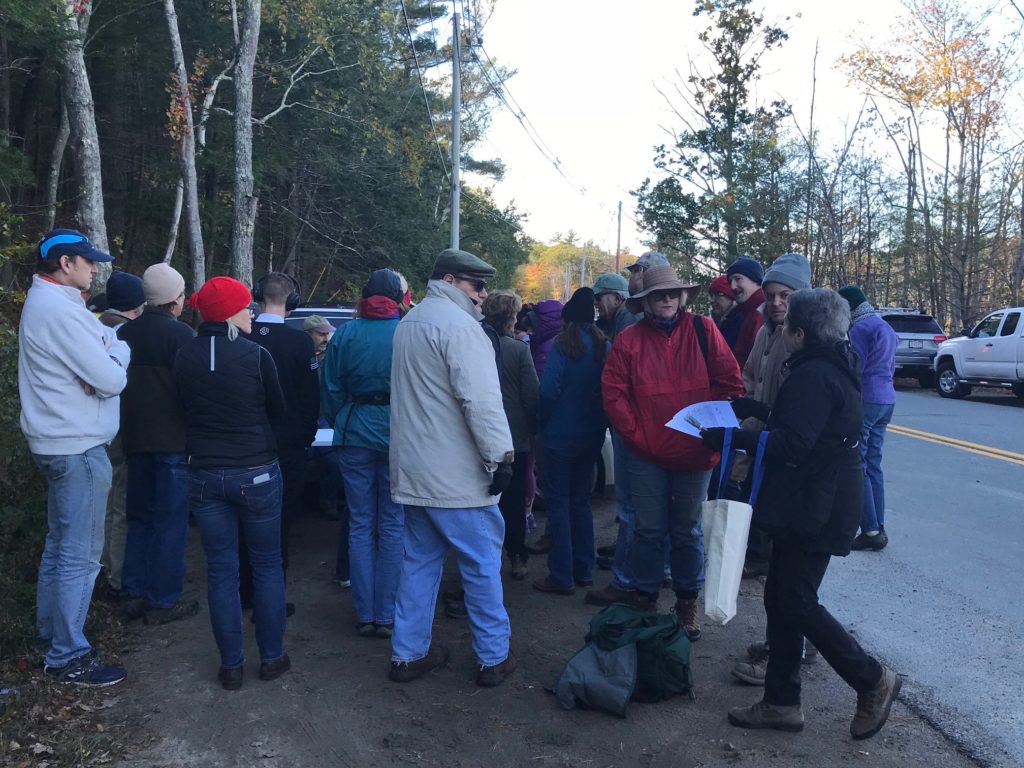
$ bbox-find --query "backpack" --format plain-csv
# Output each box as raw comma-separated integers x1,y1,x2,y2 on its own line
556,604,694,716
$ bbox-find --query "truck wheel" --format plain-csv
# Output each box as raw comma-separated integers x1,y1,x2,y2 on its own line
917,370,935,388
936,362,970,399
1012,383,1024,399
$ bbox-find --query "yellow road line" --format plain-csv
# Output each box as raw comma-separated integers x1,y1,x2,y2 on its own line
888,424,1024,467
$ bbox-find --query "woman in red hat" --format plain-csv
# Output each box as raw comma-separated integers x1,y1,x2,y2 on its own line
172,276,290,691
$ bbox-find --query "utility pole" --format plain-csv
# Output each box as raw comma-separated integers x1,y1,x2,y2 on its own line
450,12,461,250
615,201,622,272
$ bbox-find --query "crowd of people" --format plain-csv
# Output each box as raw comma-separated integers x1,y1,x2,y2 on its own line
18,226,901,740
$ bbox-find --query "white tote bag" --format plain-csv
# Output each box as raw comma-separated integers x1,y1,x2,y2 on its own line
703,430,768,625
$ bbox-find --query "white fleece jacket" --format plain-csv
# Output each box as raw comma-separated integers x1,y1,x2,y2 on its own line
19,275,131,455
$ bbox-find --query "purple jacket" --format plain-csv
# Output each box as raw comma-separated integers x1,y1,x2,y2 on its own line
529,300,564,379
848,313,897,405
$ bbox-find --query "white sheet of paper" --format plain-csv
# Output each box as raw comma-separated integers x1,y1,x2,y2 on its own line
312,428,335,447
665,401,740,438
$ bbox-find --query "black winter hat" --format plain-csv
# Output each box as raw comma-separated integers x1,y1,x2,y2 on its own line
106,270,145,311
561,287,596,323
362,269,403,302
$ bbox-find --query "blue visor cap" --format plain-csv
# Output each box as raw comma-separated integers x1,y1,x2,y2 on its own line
38,229,113,263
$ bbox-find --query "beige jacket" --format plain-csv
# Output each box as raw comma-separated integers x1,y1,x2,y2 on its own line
389,280,513,508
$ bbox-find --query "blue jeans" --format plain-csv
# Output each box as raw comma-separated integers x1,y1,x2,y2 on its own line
860,402,894,533
122,452,189,608
627,452,711,596
188,463,286,668
543,438,603,588
33,445,111,668
610,432,636,590
392,505,510,667
337,447,405,625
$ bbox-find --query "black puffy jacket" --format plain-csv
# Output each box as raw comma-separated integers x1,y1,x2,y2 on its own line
173,322,285,468
753,341,864,555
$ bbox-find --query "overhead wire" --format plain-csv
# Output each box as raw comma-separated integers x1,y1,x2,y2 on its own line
399,0,451,181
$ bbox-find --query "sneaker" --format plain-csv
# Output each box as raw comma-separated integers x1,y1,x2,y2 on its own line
851,530,889,552
218,665,243,691
728,699,804,732
143,600,200,625
747,641,769,661
851,665,902,740
596,544,616,557
731,657,767,686
510,555,528,581
44,652,126,688
259,653,291,682
532,576,575,596
389,645,449,683
357,622,377,638
335,578,352,588
374,624,393,639
477,653,517,687
674,595,702,641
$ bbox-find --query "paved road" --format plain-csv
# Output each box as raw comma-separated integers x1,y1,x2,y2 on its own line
822,385,1024,767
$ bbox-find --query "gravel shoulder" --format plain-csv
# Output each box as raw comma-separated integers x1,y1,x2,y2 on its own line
109,498,978,768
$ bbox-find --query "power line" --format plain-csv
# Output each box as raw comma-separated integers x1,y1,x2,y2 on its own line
400,0,450,181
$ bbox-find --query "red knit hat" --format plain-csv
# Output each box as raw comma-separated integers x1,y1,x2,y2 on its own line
188,276,252,322
708,274,732,297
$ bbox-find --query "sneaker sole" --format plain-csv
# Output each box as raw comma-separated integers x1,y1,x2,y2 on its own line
727,711,804,732
852,675,902,740
731,668,766,686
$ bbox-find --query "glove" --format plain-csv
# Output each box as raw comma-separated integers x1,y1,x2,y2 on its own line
488,463,514,496
730,396,771,423
700,427,763,454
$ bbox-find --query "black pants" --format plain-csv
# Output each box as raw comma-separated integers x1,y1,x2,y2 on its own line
498,451,530,561
240,445,307,605
764,540,882,706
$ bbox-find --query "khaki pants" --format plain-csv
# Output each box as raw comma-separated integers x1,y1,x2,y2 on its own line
102,434,129,590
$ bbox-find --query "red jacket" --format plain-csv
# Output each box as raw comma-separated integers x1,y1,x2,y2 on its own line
603,313,743,471
732,288,765,369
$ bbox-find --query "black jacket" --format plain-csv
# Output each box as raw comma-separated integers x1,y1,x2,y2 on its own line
173,322,284,468
753,341,864,555
118,309,195,454
247,319,320,450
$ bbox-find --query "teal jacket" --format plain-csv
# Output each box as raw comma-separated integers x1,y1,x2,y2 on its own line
320,316,399,452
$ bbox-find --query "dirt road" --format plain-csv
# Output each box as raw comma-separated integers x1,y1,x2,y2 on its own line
110,499,976,768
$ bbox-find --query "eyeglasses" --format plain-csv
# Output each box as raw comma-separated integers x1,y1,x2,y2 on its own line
454,275,487,292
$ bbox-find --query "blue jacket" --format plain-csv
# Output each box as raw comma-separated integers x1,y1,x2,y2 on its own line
847,313,897,405
538,328,609,453
320,316,399,452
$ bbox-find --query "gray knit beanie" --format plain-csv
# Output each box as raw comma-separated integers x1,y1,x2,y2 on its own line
143,263,186,305
762,253,811,292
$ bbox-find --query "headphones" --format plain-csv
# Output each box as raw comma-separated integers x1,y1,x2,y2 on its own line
253,272,302,312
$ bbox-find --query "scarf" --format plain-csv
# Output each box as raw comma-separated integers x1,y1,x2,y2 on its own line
654,312,682,334
358,295,400,319
850,301,878,326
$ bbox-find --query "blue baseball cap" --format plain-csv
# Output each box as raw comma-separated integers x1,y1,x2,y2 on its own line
38,228,113,263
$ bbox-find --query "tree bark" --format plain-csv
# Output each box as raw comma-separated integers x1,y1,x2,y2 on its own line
164,177,183,263
230,0,261,287
0,30,10,149
55,1,110,286
163,0,207,288
45,94,70,231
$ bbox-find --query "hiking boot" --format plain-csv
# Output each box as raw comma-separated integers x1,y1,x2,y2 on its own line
851,530,889,552
596,544,616,557
584,584,635,607
731,657,767,686
143,600,199,625
674,595,702,641
218,665,243,691
477,653,517,687
851,665,902,740
389,645,449,683
510,555,528,581
532,576,575,596
44,652,127,688
259,653,291,682
747,641,769,661
728,699,804,732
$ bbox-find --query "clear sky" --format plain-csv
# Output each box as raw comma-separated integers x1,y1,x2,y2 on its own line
464,0,1019,255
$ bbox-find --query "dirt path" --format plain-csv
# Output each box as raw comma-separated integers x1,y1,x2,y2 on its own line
109,500,977,768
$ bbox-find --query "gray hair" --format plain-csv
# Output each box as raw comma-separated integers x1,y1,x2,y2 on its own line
785,288,850,347
225,319,241,341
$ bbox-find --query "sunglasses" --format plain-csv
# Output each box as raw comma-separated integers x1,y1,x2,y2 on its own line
454,275,487,292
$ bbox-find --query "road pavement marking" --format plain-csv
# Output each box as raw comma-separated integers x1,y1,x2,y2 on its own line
889,424,1024,466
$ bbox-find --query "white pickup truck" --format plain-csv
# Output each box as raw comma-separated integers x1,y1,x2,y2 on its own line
933,306,1024,399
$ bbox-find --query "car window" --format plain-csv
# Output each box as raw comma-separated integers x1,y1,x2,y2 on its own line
972,313,1004,338
999,312,1020,337
882,315,943,334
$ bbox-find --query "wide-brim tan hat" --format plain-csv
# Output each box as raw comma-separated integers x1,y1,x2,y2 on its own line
626,265,700,313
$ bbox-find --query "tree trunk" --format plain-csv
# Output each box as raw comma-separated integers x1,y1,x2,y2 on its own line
164,177,183,263
45,94,70,231
230,0,261,287
0,30,10,149
55,1,110,286
164,0,207,289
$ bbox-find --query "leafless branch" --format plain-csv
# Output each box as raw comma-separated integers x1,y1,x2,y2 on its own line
254,47,358,126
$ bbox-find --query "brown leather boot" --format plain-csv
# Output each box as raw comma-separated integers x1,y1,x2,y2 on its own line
674,595,702,641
